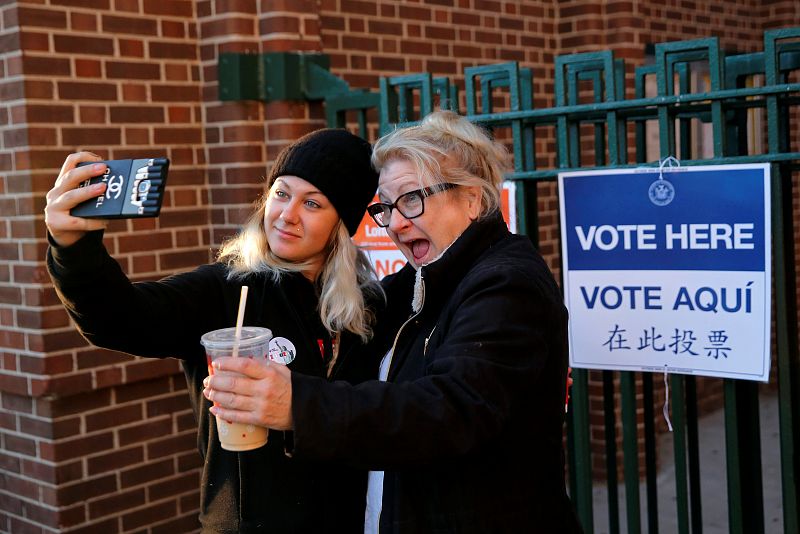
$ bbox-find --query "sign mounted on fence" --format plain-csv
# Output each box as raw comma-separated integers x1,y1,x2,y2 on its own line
558,163,771,382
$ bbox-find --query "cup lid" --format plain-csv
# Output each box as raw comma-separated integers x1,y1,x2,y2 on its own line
200,326,272,350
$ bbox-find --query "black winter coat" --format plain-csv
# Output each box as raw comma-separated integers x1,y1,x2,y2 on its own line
291,212,583,533
47,230,382,533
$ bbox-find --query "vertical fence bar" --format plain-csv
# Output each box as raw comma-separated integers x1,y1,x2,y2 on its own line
632,66,661,532
723,380,744,534
571,368,595,532
620,372,641,534
512,66,539,248
676,62,692,160
357,108,368,138
603,371,621,534
708,30,766,534
672,375,691,534
706,39,726,157
612,58,627,163
655,47,676,158
603,54,621,166
765,28,800,534
641,373,660,533
770,161,800,534
722,380,766,534
634,65,656,164
554,56,593,530
586,70,607,166
566,68,581,167
684,376,703,533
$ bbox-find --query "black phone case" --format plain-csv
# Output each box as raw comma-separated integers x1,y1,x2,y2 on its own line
70,158,169,219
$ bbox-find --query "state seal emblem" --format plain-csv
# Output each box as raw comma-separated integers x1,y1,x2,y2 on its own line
648,179,675,206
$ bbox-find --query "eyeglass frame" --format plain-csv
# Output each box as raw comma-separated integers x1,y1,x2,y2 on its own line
367,183,458,228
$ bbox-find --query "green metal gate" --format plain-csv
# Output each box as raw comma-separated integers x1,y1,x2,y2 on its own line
220,26,800,534
369,28,800,534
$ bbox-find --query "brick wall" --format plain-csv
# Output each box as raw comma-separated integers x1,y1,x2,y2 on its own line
1,1,209,532
1,0,798,531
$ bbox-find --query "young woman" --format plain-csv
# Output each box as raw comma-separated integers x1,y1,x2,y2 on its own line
45,129,384,533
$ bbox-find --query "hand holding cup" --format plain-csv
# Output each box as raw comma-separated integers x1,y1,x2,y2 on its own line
201,326,273,451
203,356,294,431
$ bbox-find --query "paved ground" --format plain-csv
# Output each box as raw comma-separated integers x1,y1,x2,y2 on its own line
590,390,784,533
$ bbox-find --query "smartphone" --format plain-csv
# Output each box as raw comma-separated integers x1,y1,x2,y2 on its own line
70,158,170,219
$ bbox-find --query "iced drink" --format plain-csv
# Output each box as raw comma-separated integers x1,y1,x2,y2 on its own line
201,326,272,451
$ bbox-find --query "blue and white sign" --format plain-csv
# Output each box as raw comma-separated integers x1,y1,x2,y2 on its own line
558,164,771,382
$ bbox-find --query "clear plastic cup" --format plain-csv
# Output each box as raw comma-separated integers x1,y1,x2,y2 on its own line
200,326,272,451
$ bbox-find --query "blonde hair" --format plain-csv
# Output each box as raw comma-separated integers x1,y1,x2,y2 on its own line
217,194,382,342
371,110,511,218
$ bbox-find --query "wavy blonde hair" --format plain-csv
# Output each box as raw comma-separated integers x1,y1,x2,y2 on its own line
217,193,382,342
371,110,511,218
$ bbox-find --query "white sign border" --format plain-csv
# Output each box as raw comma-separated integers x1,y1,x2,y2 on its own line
557,163,772,382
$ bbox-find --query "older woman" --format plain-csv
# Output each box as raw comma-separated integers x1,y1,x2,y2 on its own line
205,111,582,533
46,129,383,533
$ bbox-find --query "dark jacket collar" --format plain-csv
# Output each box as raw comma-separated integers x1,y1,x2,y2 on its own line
417,210,510,312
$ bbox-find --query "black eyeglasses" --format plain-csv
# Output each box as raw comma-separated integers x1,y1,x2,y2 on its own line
367,183,457,228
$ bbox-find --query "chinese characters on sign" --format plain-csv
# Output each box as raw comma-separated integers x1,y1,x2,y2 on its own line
558,164,771,381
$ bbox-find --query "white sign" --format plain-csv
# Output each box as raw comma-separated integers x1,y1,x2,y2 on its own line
558,164,771,382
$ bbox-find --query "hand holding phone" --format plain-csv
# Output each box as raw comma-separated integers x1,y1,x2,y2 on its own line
70,158,170,219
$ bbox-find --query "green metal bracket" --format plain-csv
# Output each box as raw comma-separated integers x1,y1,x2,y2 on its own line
219,51,364,102
634,64,657,163
463,62,535,171
218,51,328,101
464,62,533,117
218,51,383,134
218,53,264,101
378,73,458,135
325,91,381,138
654,37,726,157
554,51,624,168
463,62,536,239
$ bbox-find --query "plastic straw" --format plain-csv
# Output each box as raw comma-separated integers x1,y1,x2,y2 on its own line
231,285,249,358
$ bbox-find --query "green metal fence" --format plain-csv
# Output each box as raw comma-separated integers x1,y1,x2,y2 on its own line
348,28,800,534
219,26,800,534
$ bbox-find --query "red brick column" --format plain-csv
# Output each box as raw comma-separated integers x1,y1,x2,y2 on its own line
0,2,208,532
0,0,330,531
201,0,326,249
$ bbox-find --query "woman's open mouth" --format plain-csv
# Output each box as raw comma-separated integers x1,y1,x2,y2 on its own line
411,239,430,263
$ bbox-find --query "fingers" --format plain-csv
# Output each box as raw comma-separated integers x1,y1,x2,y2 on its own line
208,405,254,425
202,361,293,431
212,356,270,379
202,362,270,403
202,376,270,427
45,153,111,247
203,372,247,395
204,386,254,412
58,151,101,176
49,161,107,204
46,179,106,216
53,152,104,193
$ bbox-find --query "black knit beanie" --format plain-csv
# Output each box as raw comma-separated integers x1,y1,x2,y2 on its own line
267,128,379,236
